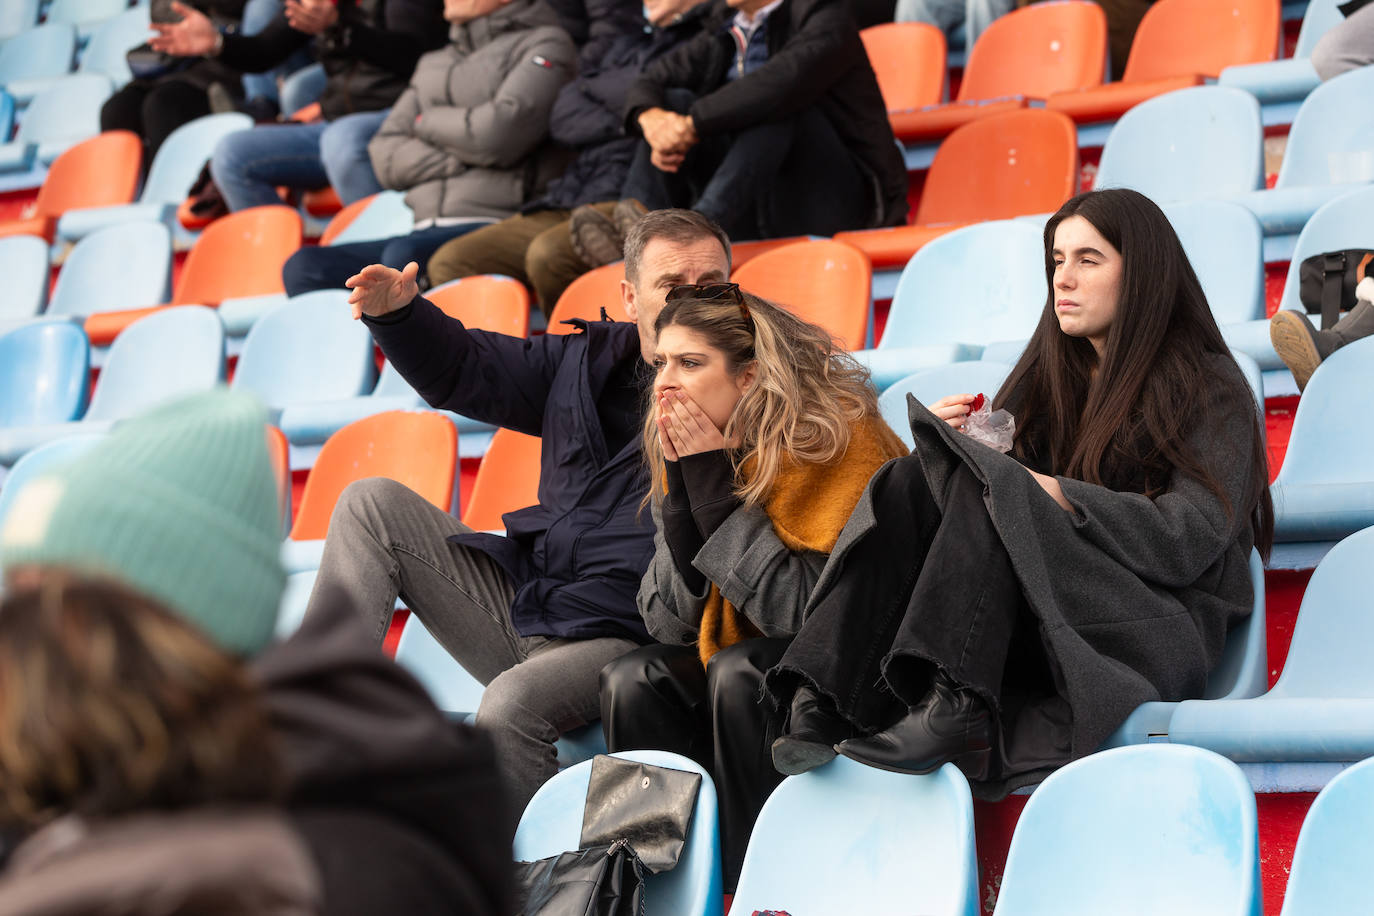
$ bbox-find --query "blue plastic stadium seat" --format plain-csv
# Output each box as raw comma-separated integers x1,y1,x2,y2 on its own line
0,0,38,42
0,91,13,145
1268,336,1374,542
1228,67,1374,260
855,220,1045,389
327,189,415,246
514,750,723,916
993,744,1261,916
46,222,172,318
1100,549,1268,748
0,23,78,105
1222,184,1374,376
879,361,1013,448
45,0,130,41
0,306,225,466
0,322,89,429
1279,755,1374,915
1163,200,1267,324
1095,86,1265,205
81,6,149,88
732,757,978,916
56,113,254,243
1219,0,1342,126
0,235,50,325
1168,525,1374,761
0,74,112,189
0,433,103,564
229,293,378,420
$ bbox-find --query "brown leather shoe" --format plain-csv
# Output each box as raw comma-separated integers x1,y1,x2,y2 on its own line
569,204,624,268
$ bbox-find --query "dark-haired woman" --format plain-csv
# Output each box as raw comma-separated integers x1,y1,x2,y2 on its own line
767,188,1274,798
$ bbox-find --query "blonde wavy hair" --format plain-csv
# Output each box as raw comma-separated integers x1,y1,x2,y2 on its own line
642,291,882,507
0,573,282,830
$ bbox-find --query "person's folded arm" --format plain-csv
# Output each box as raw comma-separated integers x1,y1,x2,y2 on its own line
367,88,468,190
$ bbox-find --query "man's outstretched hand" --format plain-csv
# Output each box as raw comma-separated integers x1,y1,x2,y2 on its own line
345,261,419,320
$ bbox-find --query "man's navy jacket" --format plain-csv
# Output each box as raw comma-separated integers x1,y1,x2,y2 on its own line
365,296,655,643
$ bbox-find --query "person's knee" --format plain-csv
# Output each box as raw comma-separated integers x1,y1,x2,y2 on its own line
331,477,411,532
705,640,779,711
209,128,254,186
319,117,373,172
599,648,663,702
281,247,324,296
427,236,476,286
476,669,553,738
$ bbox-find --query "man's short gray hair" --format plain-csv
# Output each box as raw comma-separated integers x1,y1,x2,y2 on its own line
623,208,731,286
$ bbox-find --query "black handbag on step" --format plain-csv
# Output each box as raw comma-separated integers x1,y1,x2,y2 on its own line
1298,248,1374,329
518,839,646,916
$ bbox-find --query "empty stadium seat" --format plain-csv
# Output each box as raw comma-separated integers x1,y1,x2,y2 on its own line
859,219,1046,387
889,1,1107,144
1228,66,1374,261
860,22,947,131
0,91,12,144
0,74,112,187
56,112,253,244
993,744,1260,915
0,23,77,105
1163,199,1267,325
836,109,1079,272
731,238,871,349
84,204,303,346
1222,184,1374,378
0,235,50,326
46,222,172,318
318,190,415,246
878,361,1013,447
1219,0,1342,126
1094,86,1264,203
547,262,626,332
0,306,226,466
0,0,38,42
1279,755,1374,915
1046,0,1279,131
0,322,89,428
41,0,127,40
514,751,724,916
79,6,149,89
277,277,531,447
1100,549,1268,748
288,410,458,541
731,757,977,916
1168,524,1374,762
0,434,103,568
0,130,141,243
229,296,378,418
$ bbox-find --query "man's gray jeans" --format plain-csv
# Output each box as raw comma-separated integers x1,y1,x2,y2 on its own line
304,477,639,809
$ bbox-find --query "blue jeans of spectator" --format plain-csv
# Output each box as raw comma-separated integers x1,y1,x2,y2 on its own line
622,89,872,240
282,222,488,296
210,110,388,211
239,0,315,106
894,0,1013,49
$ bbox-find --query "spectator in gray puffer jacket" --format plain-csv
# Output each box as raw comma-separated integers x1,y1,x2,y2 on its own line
281,0,575,296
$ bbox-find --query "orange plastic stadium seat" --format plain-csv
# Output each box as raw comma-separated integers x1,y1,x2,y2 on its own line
837,108,1079,269
889,1,1107,143
0,131,141,242
265,424,291,533
861,22,947,118
85,204,303,345
318,193,377,246
1046,0,1279,123
302,186,343,218
732,239,871,350
461,426,542,532
547,262,626,333
290,410,458,541
427,274,531,338
729,236,812,270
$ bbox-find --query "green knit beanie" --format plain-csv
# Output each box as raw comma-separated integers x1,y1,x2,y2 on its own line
0,389,286,657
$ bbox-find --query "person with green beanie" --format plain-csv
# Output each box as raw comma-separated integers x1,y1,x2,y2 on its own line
0,389,518,915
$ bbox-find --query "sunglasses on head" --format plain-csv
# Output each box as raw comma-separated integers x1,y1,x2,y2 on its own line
665,282,750,321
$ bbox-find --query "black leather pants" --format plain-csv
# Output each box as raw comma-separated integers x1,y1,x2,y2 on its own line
599,637,790,892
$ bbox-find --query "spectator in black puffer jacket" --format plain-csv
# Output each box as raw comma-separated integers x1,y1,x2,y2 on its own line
149,0,447,210
424,0,712,316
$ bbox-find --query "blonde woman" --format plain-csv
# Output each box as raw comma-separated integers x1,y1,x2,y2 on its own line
598,284,907,890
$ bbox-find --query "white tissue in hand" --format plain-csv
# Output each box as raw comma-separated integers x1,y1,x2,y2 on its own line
964,400,1015,453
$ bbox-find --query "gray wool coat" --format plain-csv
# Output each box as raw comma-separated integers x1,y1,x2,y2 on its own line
367,0,575,227
808,356,1260,789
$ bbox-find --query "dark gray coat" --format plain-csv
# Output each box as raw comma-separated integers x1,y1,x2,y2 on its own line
811,357,1259,790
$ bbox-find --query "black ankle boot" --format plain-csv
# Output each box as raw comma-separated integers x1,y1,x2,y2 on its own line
770,685,852,776
835,671,992,777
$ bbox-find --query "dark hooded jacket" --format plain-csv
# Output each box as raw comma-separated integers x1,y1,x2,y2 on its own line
217,0,448,121
365,296,656,643
622,0,908,227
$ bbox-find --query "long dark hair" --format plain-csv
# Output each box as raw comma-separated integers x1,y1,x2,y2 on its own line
995,188,1273,558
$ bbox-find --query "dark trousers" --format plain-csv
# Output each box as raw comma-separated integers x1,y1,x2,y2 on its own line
281,223,485,296
600,637,790,892
622,89,873,240
101,79,216,163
